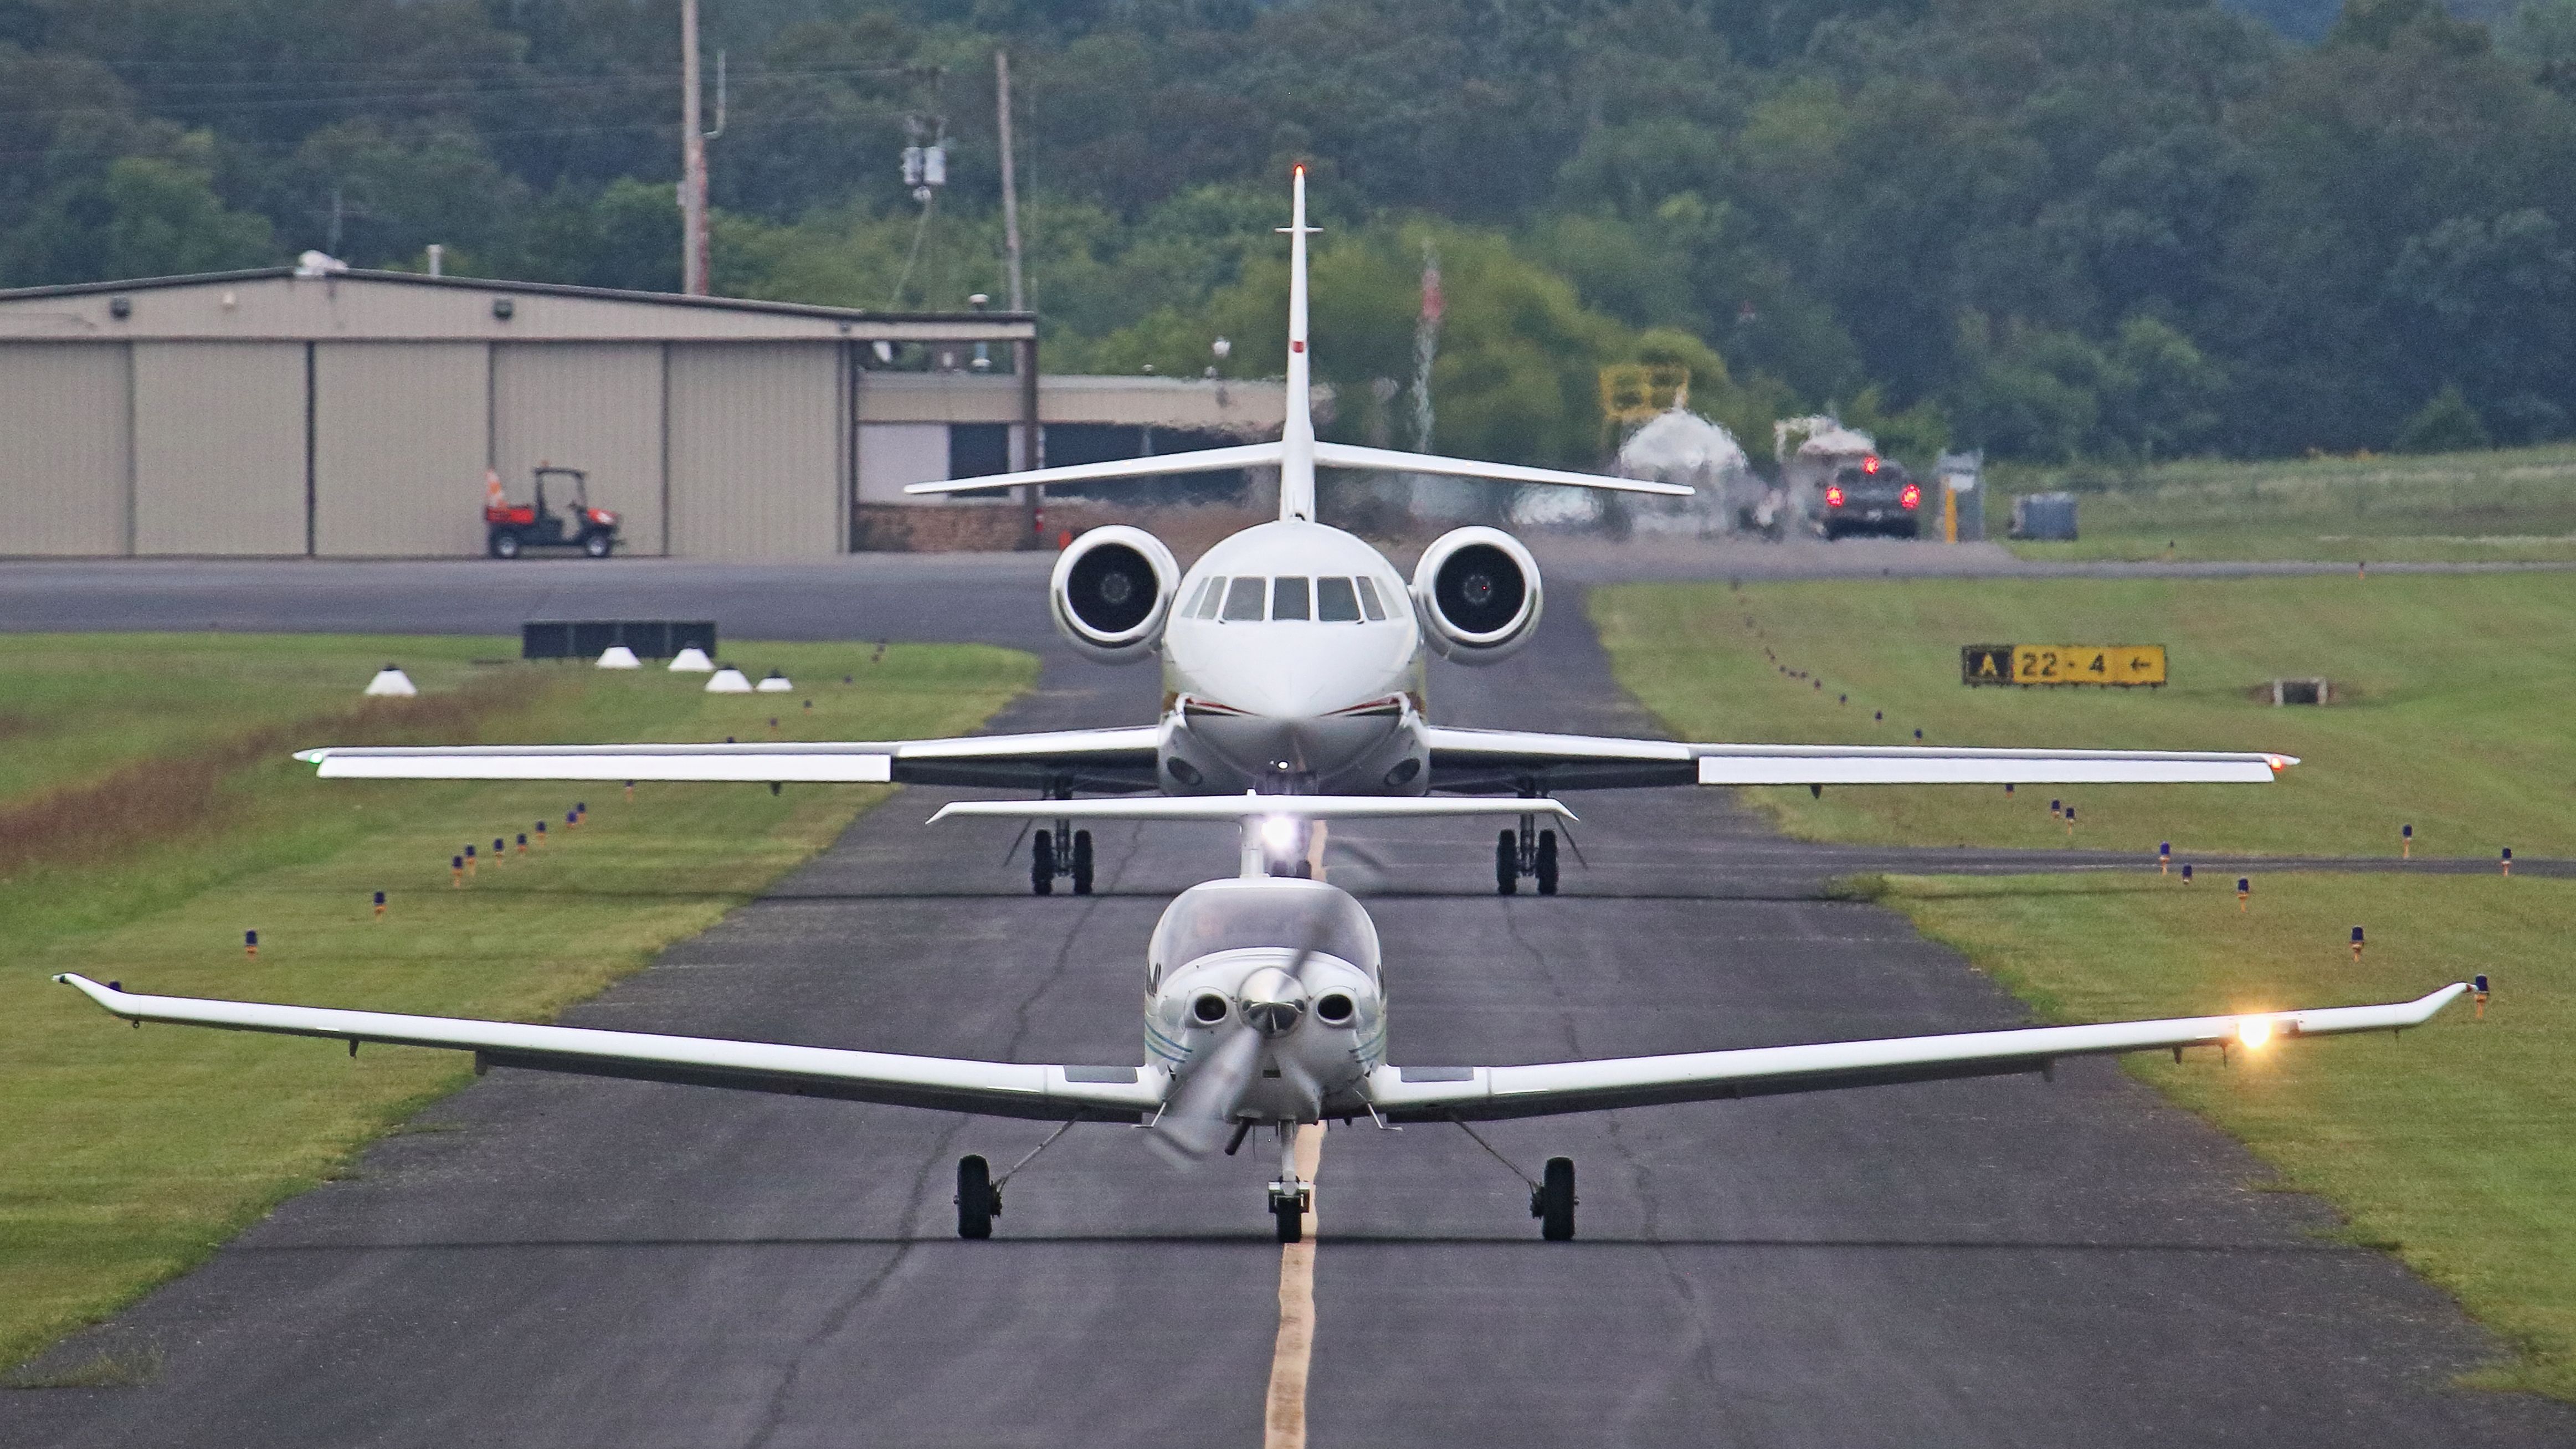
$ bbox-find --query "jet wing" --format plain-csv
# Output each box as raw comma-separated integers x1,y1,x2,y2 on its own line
294,726,1163,794
1364,984,2465,1123
1421,726,2293,792
53,975,1166,1123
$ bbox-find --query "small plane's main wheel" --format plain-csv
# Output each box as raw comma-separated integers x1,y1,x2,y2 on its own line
1495,829,1518,896
1535,830,1559,896
1070,830,1094,895
1031,830,1055,896
1534,1157,1576,1241
1273,1190,1305,1244
956,1154,999,1240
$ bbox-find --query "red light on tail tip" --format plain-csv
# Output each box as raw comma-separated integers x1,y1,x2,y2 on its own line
1862,455,1881,474
1899,482,1921,509
1824,485,1845,507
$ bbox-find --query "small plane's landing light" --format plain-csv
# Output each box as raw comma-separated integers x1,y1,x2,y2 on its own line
2238,1018,2272,1049
1262,815,1298,851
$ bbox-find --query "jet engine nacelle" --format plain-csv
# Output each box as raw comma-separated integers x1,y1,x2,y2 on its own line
1050,525,1182,664
1411,526,1542,664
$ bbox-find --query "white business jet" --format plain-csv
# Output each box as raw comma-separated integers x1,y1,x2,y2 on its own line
294,168,2292,895
59,797,2462,1244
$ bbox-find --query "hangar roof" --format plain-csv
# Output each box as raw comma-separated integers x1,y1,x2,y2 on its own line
0,268,1034,345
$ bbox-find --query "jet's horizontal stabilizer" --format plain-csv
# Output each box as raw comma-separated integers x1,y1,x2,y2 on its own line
929,794,1576,825
905,440,1691,499
904,443,1286,496
1309,441,1691,496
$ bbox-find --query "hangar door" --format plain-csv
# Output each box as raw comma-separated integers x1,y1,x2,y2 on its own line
0,343,127,555
667,343,843,559
313,343,490,557
132,342,306,555
493,344,666,556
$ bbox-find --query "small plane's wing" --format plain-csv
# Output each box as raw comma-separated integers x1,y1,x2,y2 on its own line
1365,984,2466,1122
295,726,1162,794
1422,725,2294,793
53,975,1165,1123
1310,441,1692,496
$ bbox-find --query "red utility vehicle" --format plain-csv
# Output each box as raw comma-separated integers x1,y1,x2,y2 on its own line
485,465,619,559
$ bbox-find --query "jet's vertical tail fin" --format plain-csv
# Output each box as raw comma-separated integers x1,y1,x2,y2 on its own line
1277,165,1318,522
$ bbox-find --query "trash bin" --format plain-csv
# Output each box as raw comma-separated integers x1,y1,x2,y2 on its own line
2009,491,2079,541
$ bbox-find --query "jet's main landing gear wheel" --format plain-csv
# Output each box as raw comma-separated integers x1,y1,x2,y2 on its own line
1535,829,1559,896
1495,829,1518,896
956,1154,1000,1239
1070,829,1094,895
1030,830,1055,895
1532,1157,1576,1241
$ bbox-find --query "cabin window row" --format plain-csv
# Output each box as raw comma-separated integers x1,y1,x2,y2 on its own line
1183,574,1391,623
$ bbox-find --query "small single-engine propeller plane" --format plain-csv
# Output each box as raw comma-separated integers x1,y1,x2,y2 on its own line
290,168,2295,895
58,798,2462,1244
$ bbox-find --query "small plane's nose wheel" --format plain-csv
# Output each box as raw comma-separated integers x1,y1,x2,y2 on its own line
1534,829,1559,896
1494,829,1518,895
1269,1181,1311,1243
1531,1156,1577,1241
1070,829,1094,895
956,1154,1001,1239
1030,830,1055,895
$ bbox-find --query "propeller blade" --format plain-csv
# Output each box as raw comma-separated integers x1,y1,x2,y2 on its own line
1150,1022,1263,1163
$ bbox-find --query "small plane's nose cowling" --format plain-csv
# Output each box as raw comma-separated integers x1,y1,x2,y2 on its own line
1237,965,1308,1036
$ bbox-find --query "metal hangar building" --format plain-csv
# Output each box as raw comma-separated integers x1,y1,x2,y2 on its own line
0,268,1284,558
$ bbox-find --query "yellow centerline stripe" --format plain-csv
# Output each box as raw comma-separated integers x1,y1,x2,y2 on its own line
1264,1123,1326,1449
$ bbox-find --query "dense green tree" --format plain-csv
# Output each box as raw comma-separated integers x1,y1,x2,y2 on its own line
1,0,2573,464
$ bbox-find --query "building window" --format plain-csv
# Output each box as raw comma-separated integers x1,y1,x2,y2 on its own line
946,424,1012,497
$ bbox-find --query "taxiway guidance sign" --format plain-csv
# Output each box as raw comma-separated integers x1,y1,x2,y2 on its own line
1962,644,2167,688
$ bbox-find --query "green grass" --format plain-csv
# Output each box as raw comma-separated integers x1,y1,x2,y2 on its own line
0,635,1033,1375
1593,573,2576,857
1888,871,2575,1399
1989,443,2576,562
1594,575,2576,1399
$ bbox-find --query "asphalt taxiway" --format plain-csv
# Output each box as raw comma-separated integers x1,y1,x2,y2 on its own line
4,559,2571,1447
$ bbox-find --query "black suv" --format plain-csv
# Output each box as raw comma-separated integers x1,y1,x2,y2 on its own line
1820,456,1921,539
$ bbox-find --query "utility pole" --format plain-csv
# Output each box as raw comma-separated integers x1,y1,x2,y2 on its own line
995,50,1026,314
679,0,710,295
997,50,1040,548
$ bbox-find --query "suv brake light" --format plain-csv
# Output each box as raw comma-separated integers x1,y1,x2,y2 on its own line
1899,482,1922,509
1824,485,1846,507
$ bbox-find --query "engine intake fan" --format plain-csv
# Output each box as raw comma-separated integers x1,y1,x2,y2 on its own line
1050,525,1180,664
1412,526,1542,662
